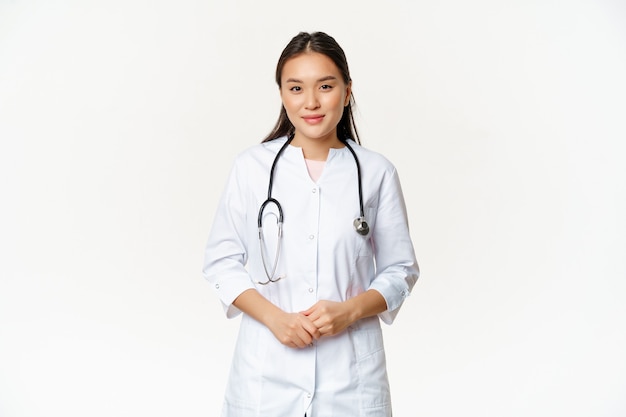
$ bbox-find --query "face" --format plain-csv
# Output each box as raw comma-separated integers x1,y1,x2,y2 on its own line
280,52,351,147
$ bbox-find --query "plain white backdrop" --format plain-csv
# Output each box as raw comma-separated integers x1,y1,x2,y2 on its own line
1,0,625,416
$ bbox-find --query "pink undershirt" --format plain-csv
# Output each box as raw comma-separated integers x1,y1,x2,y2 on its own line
305,159,325,182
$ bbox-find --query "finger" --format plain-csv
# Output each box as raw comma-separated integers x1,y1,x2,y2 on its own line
315,322,328,335
301,309,321,323
294,328,312,347
287,336,304,349
311,313,328,329
303,321,321,339
299,314,322,338
297,317,319,341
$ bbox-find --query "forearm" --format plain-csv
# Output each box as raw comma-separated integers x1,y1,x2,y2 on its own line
344,289,388,323
232,288,282,326
234,288,321,347
302,290,388,337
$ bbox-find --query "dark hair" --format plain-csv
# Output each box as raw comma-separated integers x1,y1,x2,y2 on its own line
262,31,360,144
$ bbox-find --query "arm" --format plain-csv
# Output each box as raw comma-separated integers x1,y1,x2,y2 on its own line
304,166,418,334
234,289,321,348
203,159,257,318
366,166,419,324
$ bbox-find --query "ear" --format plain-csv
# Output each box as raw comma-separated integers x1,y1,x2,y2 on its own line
344,81,352,107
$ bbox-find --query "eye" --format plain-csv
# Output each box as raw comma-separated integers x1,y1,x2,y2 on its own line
320,84,333,90
289,86,301,92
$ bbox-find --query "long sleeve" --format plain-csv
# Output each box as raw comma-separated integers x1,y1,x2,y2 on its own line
202,159,255,318
367,166,420,324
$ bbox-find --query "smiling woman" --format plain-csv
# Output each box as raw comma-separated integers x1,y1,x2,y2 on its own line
279,53,351,156
202,31,419,417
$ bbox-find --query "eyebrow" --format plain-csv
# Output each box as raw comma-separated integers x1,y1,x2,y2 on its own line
284,75,338,83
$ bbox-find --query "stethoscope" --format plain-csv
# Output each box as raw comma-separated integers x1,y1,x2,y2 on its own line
257,134,369,285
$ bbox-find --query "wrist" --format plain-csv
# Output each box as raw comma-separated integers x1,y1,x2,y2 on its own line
345,290,387,323
344,298,362,323
262,305,284,327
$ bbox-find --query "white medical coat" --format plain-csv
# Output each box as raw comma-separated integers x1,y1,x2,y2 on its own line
203,137,419,417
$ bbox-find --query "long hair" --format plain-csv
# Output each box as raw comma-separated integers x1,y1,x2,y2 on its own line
262,31,360,144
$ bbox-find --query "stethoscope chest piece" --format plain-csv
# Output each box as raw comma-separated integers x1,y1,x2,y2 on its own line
353,217,370,236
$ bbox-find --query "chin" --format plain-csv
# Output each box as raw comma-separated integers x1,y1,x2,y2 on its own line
297,128,335,142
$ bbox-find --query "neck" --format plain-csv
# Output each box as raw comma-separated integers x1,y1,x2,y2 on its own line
291,133,344,161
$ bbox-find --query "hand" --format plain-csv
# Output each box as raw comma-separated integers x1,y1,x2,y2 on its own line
302,300,356,337
266,311,321,348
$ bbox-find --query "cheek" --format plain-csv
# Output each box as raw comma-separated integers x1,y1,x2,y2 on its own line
281,95,300,114
326,93,345,111
335,94,350,114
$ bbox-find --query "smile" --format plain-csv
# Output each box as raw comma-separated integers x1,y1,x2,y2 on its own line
302,115,324,125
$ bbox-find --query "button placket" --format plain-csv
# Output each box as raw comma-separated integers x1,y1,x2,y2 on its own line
304,184,320,298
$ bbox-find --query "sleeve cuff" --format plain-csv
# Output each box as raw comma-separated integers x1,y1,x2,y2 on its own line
210,273,256,319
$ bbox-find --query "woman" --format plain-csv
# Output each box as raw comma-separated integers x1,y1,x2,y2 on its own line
203,31,419,417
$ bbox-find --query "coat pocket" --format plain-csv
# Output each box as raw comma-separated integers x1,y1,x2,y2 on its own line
348,317,391,410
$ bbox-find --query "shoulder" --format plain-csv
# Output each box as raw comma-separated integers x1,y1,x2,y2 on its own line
231,136,289,167
346,140,397,174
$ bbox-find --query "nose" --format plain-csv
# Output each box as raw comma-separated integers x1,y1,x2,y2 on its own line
304,90,320,110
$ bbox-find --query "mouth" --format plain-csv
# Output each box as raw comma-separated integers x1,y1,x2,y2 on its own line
302,114,324,125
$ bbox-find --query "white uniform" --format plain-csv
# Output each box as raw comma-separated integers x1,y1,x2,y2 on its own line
203,137,419,417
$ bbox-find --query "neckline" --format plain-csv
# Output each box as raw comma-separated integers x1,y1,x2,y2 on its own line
286,141,351,159
304,158,326,164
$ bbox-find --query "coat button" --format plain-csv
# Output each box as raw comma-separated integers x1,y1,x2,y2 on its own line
308,234,315,240
308,288,314,293
215,284,220,289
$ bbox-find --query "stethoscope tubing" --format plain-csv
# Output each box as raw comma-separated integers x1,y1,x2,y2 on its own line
256,137,291,285
343,139,365,220
257,135,367,285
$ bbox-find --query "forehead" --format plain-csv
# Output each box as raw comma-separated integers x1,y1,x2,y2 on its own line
281,52,342,83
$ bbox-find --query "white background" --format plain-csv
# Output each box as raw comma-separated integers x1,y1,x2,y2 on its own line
1,1,625,416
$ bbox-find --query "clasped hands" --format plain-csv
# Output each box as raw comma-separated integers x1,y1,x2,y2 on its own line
268,300,355,349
